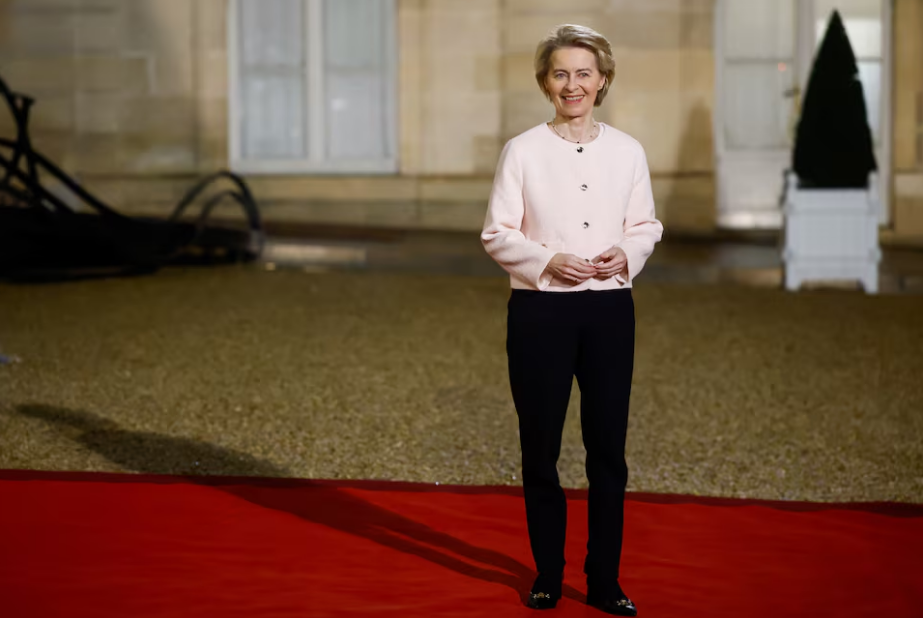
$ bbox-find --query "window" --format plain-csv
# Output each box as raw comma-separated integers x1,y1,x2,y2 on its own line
229,0,398,174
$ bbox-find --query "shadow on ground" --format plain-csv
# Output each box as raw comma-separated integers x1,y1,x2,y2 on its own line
14,403,582,604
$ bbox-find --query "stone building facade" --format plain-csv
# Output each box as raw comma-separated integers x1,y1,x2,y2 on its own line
1,0,921,242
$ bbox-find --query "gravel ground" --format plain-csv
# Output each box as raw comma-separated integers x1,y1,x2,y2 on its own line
1,266,921,503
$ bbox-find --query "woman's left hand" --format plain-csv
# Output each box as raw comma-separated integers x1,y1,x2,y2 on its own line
591,246,628,280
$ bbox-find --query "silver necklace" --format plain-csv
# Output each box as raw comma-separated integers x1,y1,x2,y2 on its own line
550,119,598,144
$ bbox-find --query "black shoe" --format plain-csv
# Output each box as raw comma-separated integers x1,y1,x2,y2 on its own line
526,573,562,610
526,590,559,610
586,586,637,616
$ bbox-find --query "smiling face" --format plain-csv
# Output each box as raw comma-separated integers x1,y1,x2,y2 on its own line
544,46,606,119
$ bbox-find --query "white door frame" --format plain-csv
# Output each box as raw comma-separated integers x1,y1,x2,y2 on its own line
879,0,893,226
714,0,893,229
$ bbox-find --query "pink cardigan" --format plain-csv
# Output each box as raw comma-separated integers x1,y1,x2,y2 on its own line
481,122,663,291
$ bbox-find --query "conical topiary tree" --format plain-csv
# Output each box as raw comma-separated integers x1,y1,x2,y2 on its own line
793,10,877,188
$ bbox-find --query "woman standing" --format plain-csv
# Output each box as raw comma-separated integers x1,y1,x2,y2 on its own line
481,24,662,616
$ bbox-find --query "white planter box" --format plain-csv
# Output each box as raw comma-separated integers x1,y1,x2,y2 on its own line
782,172,881,293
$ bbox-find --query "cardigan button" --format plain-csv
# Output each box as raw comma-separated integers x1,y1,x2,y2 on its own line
577,147,584,153
580,184,588,191
582,222,589,229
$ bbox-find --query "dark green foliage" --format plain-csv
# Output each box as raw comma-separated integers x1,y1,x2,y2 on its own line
793,10,876,188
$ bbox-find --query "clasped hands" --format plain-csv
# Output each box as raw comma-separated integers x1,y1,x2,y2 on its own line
545,246,628,285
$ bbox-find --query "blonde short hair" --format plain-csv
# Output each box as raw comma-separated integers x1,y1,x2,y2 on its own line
534,24,616,107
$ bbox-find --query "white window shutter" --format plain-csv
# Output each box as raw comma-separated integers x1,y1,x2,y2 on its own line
238,0,307,160
323,0,393,161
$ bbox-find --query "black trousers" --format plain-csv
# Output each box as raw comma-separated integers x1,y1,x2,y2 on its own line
506,288,635,586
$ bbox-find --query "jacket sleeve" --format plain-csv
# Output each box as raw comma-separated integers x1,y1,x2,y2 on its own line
481,140,557,290
616,146,664,283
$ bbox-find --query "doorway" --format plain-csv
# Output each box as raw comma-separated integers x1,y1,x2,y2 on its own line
714,0,892,229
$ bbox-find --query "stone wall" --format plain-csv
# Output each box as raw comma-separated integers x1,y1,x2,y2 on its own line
0,0,506,229
890,0,923,242
0,0,226,209
0,0,919,241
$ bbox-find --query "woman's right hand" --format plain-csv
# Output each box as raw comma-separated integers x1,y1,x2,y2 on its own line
544,253,597,285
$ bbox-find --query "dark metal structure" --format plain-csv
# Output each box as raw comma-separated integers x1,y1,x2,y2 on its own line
0,74,263,281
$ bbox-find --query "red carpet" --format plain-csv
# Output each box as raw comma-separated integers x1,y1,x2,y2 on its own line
1,470,921,618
